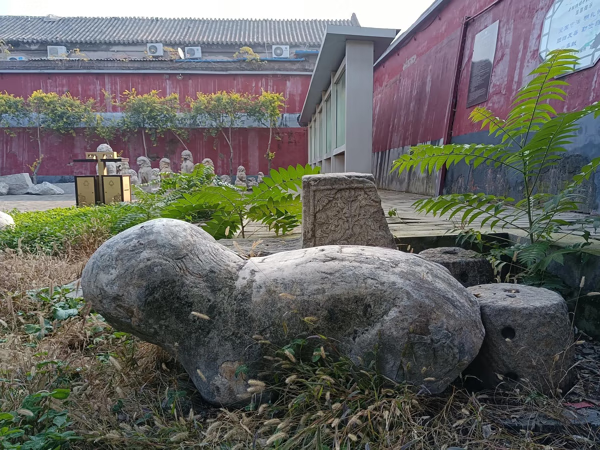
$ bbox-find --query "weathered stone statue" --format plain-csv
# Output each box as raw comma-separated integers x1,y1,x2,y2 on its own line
96,144,117,175
120,160,139,185
201,158,215,173
151,168,161,181
159,158,172,174
257,172,264,184
181,150,195,174
220,175,231,184
82,218,485,407
137,156,153,184
234,165,248,188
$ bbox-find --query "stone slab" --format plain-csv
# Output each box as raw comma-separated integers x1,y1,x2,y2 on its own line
302,173,396,249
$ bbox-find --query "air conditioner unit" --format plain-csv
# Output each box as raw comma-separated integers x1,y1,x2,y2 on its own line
147,43,164,56
7,55,28,61
272,45,290,59
185,46,202,59
47,46,67,59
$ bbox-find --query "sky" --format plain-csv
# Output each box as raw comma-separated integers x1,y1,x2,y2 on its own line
0,0,434,32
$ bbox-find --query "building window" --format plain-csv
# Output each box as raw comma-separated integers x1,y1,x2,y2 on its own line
335,71,346,147
325,98,332,153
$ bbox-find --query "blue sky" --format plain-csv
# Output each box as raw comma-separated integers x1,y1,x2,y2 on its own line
0,0,433,32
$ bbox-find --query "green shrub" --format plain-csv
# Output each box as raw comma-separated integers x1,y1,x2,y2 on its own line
0,204,147,255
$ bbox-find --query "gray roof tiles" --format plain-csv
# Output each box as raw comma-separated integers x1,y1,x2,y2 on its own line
0,15,360,46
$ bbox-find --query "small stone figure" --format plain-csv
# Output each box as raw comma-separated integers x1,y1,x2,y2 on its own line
235,165,248,189
181,150,194,174
257,172,264,184
201,158,215,173
96,144,117,175
247,177,258,188
137,156,154,184
151,168,161,181
120,160,140,185
220,175,232,184
159,158,172,174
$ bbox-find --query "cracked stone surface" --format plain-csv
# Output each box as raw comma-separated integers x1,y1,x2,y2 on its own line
82,219,485,406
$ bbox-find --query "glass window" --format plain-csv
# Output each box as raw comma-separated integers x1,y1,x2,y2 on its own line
317,111,323,158
325,98,332,153
336,71,346,147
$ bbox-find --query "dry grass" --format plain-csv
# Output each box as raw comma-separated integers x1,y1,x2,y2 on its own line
0,250,87,295
0,252,599,449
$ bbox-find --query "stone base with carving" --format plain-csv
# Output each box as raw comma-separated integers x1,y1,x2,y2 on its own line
302,173,396,249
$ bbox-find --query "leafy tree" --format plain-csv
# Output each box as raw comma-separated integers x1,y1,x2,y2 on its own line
162,164,320,238
27,91,96,184
188,91,253,178
117,89,187,156
0,92,28,135
250,90,286,172
392,49,600,284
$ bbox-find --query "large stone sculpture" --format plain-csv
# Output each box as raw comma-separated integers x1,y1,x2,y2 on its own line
0,182,9,196
181,150,195,174
137,156,153,184
82,218,485,406
159,158,172,174
234,165,248,189
96,144,117,175
302,173,397,249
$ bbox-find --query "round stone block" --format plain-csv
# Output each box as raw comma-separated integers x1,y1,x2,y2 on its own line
418,247,494,287
466,284,574,393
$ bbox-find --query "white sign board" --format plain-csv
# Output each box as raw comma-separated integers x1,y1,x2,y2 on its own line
540,0,600,71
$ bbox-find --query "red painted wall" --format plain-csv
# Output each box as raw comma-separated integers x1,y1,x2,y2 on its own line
373,0,600,151
0,72,310,176
0,128,307,178
0,72,311,113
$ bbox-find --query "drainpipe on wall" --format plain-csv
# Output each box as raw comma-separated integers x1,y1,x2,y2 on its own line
437,0,505,196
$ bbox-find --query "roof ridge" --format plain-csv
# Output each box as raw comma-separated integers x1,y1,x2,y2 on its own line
0,14,353,22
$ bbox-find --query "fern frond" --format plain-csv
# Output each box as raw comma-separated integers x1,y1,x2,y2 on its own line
503,49,577,143
412,193,526,232
391,143,523,176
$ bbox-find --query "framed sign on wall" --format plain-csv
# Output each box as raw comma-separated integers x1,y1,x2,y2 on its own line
467,21,500,108
540,0,600,71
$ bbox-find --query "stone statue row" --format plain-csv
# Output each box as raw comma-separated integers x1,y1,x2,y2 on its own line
95,144,264,189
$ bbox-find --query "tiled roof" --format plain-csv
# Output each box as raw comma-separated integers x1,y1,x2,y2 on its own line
0,15,360,46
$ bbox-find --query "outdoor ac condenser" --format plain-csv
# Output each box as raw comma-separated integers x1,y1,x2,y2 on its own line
147,43,164,56
185,47,202,59
272,45,290,58
47,46,67,59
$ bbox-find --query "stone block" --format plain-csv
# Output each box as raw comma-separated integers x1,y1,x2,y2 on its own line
0,173,33,195
466,283,574,393
26,182,65,195
0,182,8,196
418,247,494,287
302,173,396,249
